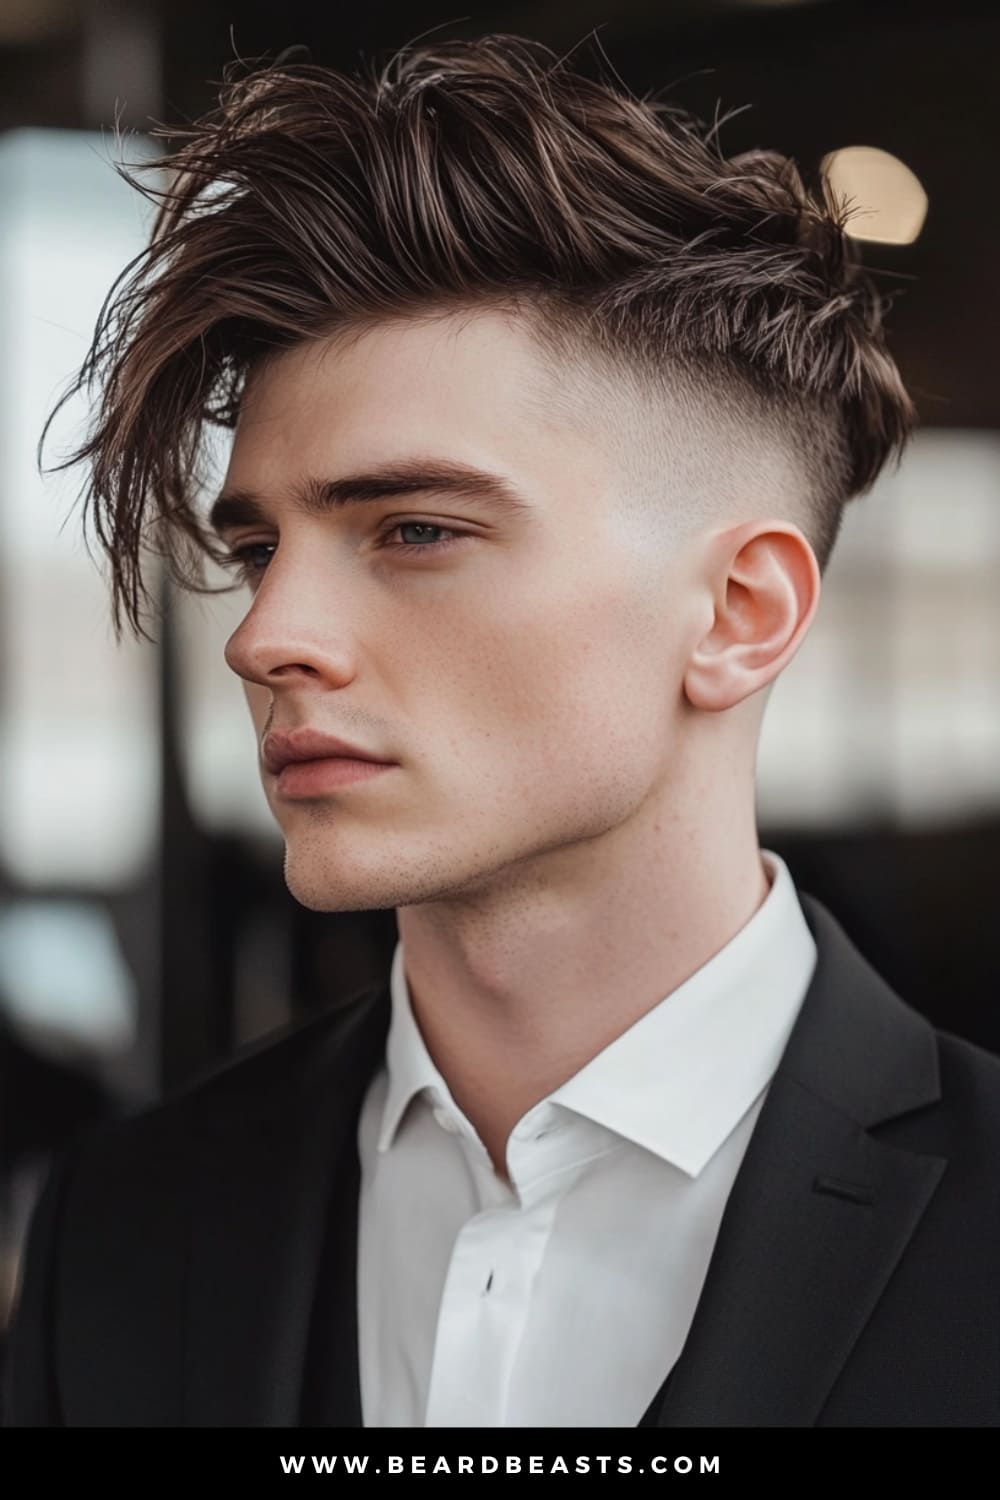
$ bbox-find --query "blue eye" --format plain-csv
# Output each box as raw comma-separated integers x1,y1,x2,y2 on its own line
380,522,465,555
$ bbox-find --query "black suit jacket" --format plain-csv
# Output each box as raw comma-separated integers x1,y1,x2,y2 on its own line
3,892,999,1426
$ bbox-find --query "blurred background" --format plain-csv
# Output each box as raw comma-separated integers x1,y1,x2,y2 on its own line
0,0,998,1360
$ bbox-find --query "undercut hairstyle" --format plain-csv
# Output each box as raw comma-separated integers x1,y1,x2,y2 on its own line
45,33,916,641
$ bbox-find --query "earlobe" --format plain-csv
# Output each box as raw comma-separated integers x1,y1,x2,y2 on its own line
682,524,821,713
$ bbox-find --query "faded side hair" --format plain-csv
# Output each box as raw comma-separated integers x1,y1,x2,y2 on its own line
43,33,916,641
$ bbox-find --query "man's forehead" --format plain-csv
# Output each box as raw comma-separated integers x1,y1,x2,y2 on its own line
227,309,613,497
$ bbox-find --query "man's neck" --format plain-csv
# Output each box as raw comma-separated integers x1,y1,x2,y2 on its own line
395,789,770,1182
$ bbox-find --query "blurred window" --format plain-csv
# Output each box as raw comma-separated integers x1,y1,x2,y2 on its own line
0,129,162,887
759,429,1000,827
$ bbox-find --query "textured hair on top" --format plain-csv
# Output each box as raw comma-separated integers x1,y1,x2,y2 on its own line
46,32,916,641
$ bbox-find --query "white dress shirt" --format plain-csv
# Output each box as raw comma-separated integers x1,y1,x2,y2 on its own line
356,849,817,1427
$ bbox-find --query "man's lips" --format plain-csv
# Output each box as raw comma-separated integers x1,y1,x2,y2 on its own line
261,727,395,776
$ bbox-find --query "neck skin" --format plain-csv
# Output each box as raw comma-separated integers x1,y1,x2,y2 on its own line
395,707,770,1184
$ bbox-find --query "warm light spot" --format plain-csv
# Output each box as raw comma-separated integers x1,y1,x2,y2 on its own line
820,146,928,245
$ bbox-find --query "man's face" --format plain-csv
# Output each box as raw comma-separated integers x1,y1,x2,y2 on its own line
219,309,706,912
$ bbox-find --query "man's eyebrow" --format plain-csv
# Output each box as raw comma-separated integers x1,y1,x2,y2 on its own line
207,459,535,537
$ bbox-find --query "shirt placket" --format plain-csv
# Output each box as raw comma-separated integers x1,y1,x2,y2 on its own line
421,1103,598,1426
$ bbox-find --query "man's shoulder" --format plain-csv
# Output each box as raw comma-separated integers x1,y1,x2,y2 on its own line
67,979,389,1179
186,978,387,1097
794,889,1000,1126
927,1022,1000,1130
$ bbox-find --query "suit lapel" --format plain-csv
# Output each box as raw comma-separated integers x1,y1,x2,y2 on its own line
651,894,946,1426
182,984,389,1426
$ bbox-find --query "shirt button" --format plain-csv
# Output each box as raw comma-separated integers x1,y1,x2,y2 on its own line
432,1107,459,1134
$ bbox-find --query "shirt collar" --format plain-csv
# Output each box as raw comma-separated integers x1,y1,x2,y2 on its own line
376,938,451,1153
376,849,817,1175
548,849,816,1174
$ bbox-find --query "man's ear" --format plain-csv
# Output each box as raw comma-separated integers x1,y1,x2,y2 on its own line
683,521,821,713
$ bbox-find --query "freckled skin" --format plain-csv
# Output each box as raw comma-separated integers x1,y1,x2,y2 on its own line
221,308,820,1169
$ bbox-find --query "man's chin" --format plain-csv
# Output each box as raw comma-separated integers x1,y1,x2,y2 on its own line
280,843,419,913
281,849,490,915
282,865,388,915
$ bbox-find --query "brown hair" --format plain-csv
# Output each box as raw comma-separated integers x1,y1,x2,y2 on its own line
45,33,916,642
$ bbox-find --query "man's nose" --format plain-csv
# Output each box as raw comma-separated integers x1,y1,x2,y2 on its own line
225,628,321,685
223,592,354,688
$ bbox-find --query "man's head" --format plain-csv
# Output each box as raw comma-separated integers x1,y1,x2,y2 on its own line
54,36,914,911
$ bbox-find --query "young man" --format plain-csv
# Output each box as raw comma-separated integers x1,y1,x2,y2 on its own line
4,36,998,1427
